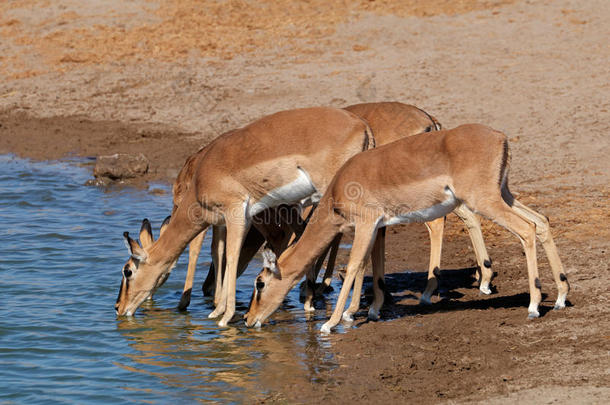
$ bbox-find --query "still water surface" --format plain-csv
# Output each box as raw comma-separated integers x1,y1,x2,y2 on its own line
0,155,346,404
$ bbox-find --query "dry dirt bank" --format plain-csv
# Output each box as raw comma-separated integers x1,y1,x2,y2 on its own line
1,0,608,403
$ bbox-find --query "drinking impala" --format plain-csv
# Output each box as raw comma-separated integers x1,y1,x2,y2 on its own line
245,124,569,333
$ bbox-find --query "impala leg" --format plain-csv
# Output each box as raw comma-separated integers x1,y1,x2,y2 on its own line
304,245,330,312
202,261,215,296
343,267,365,322
345,228,386,322
303,267,317,312
511,200,569,309
217,219,250,327
204,225,266,297
321,225,376,334
178,229,207,311
421,217,445,305
474,200,541,318
368,227,386,321
305,233,342,311
210,226,226,310
236,225,266,278
317,233,342,295
453,204,493,294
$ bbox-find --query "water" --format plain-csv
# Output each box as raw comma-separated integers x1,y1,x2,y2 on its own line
0,155,346,404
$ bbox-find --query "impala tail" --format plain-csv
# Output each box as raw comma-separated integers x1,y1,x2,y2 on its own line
415,105,442,132
499,138,514,207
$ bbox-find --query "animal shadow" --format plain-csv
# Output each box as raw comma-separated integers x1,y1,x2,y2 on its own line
362,266,480,305
358,267,550,321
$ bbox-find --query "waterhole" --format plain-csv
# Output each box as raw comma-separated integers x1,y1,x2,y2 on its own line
0,155,348,403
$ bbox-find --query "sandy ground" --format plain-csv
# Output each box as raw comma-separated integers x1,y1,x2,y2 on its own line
1,0,608,403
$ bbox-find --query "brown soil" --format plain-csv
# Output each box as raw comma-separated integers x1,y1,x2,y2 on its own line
0,0,518,78
1,0,608,403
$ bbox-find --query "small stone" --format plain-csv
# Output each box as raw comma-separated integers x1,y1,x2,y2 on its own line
93,153,149,180
84,177,111,187
149,188,166,195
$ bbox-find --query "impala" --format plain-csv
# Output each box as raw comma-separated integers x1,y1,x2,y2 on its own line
182,102,492,314
170,151,299,310
245,124,570,333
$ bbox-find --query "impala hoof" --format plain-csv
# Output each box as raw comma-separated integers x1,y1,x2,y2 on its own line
320,323,332,334
342,311,354,322
527,311,540,319
554,294,567,310
419,296,432,306
479,283,492,295
528,302,540,319
218,311,235,327
178,295,191,311
368,308,379,321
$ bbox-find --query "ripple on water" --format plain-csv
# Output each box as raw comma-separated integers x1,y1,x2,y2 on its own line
0,155,343,404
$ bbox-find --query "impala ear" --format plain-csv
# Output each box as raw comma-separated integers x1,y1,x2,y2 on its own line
262,248,277,273
139,218,154,248
159,215,171,237
123,231,148,262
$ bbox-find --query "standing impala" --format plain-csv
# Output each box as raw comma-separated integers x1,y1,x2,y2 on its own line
180,102,492,313
245,124,570,333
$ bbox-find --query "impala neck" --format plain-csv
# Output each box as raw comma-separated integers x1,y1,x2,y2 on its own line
278,203,343,282
149,208,208,268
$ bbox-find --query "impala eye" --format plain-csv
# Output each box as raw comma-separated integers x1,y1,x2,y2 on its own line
256,279,265,291
123,266,133,278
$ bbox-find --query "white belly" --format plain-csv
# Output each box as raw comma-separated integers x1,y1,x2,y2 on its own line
248,167,317,217
380,189,459,227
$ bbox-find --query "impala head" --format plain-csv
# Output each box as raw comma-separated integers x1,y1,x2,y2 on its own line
245,249,295,327
115,216,171,316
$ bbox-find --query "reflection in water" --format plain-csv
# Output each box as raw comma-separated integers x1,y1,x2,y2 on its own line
115,275,342,402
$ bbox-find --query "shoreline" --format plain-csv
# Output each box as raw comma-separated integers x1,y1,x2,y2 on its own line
0,110,205,188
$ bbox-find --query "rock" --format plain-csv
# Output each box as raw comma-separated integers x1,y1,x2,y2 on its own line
93,153,149,180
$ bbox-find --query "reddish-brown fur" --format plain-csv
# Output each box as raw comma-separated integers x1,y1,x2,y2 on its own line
245,124,569,332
